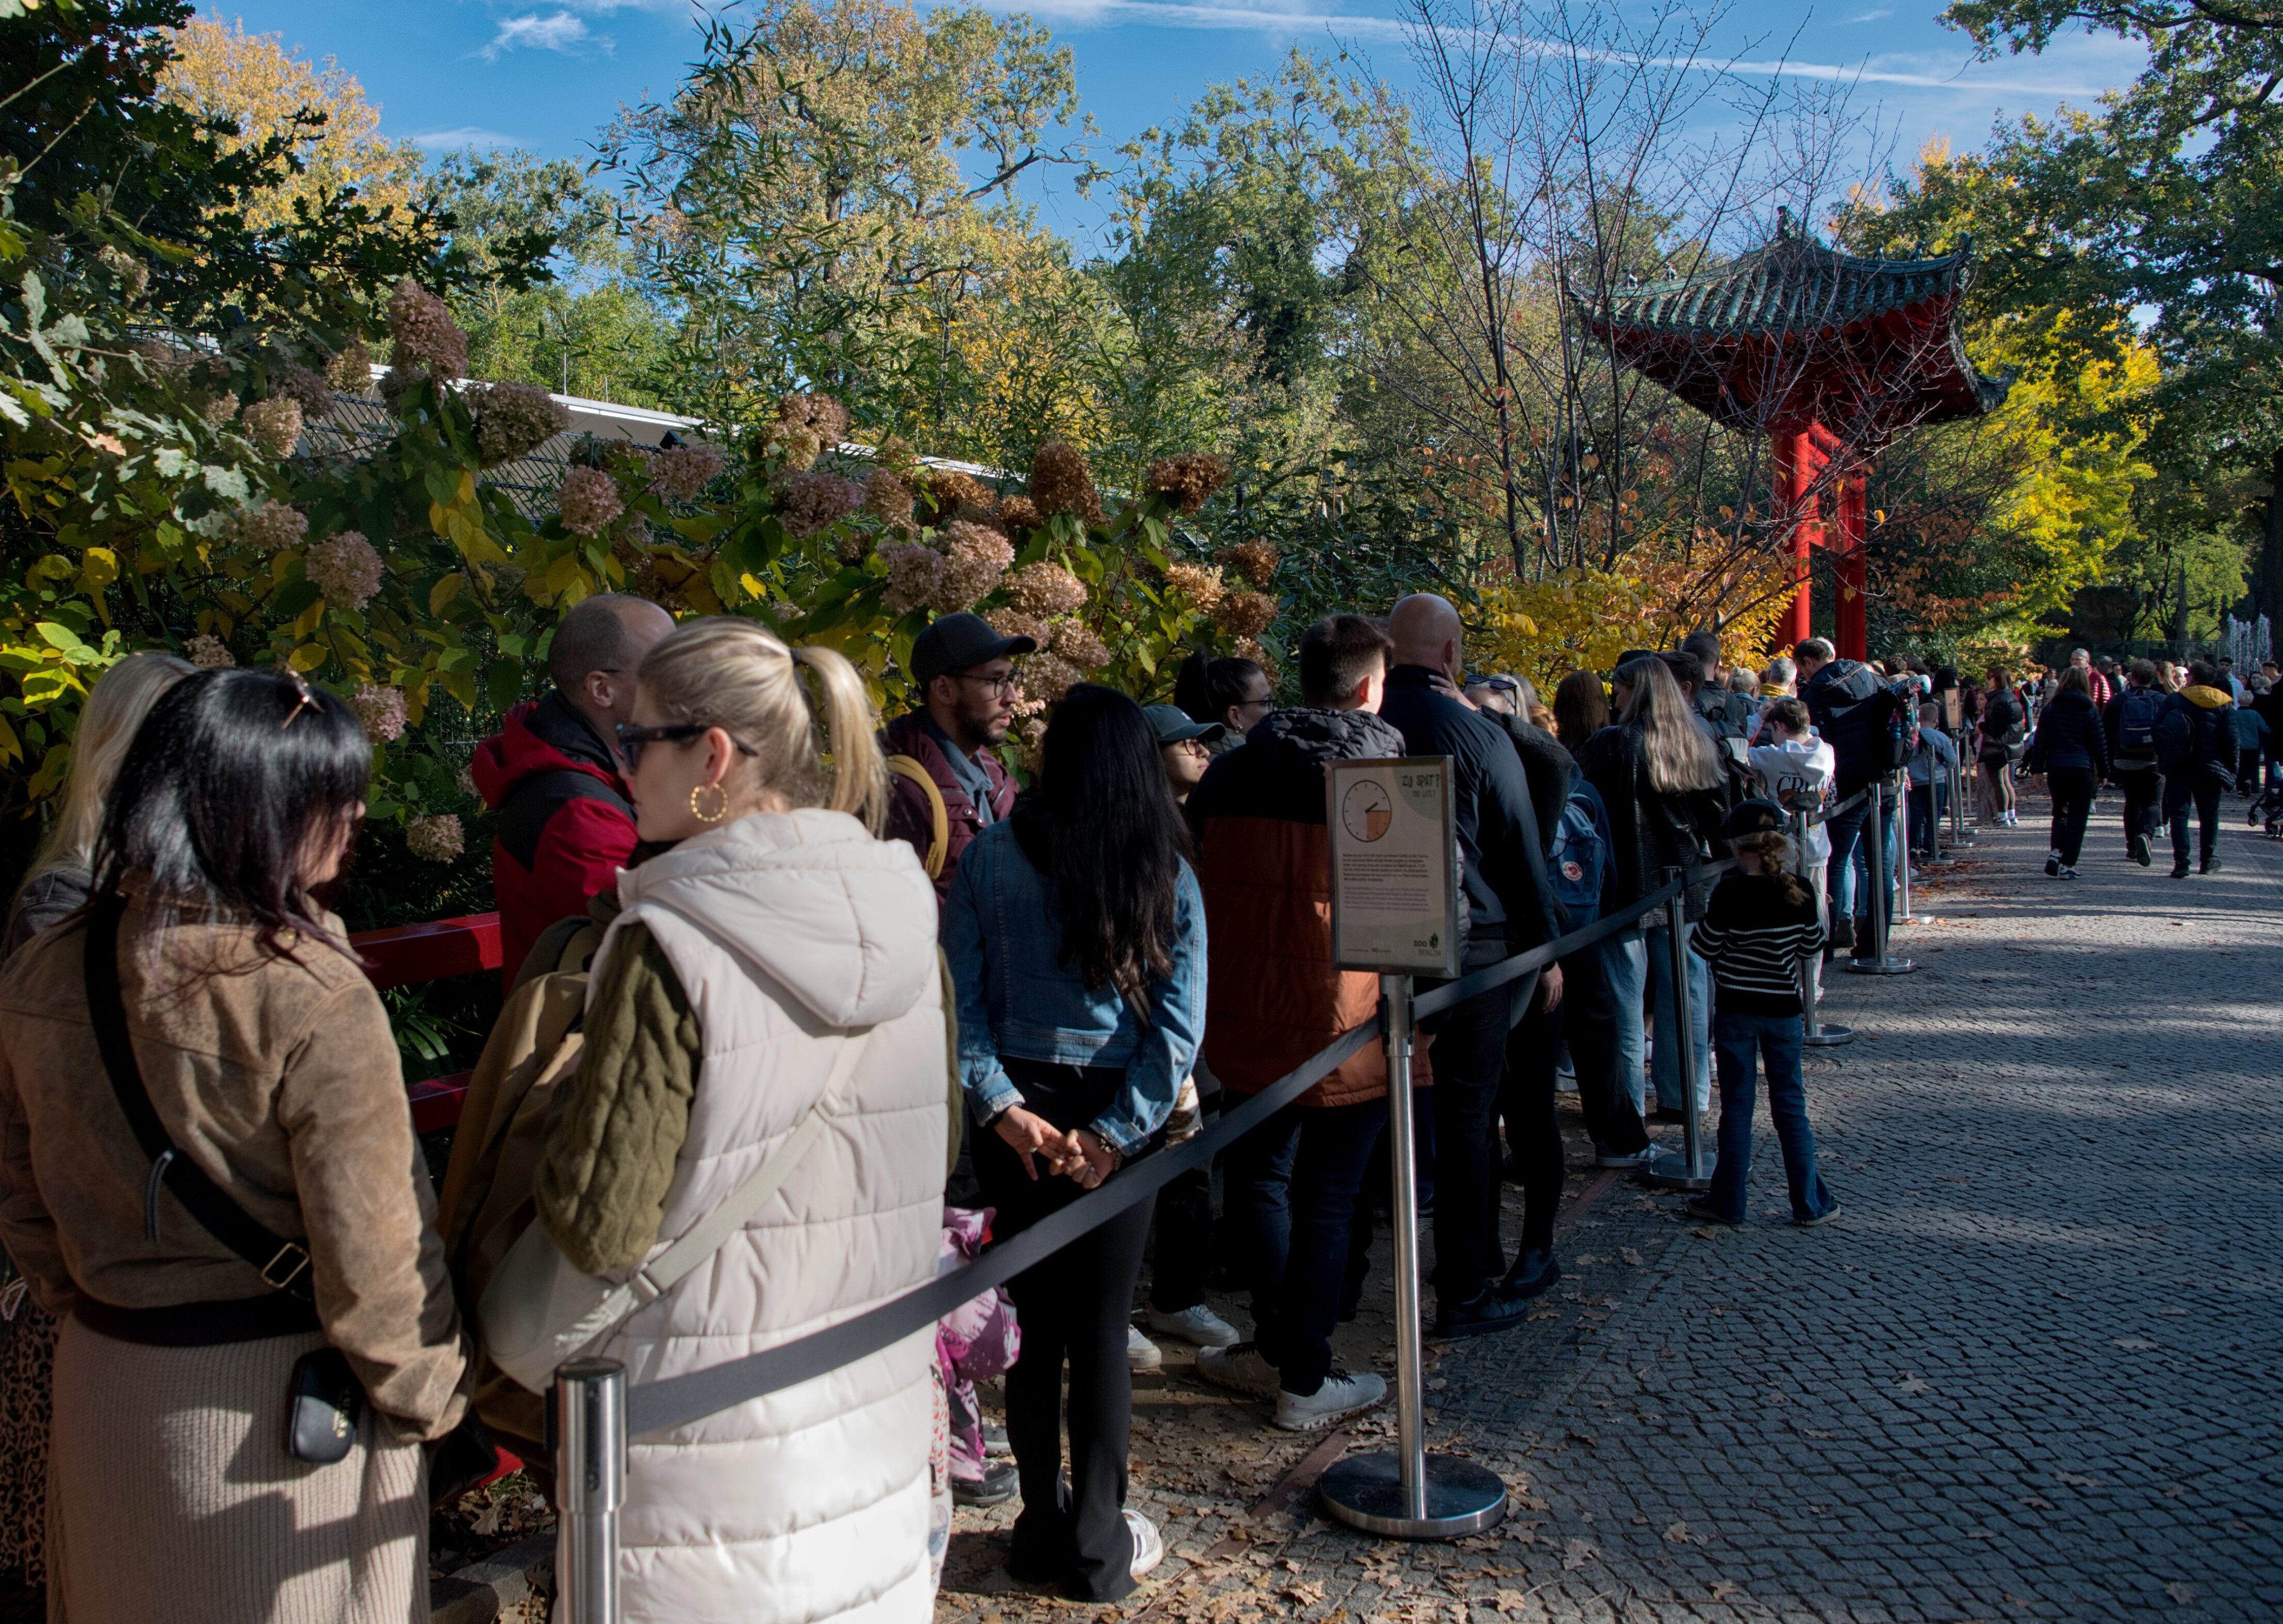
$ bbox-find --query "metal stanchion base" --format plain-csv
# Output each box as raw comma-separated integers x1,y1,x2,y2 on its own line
1844,956,1917,975
1803,1024,1854,1046
1319,1451,1508,1540
1635,1146,1715,1191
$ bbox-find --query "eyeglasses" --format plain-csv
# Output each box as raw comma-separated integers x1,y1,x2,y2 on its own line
1470,676,1520,694
1168,738,1213,758
615,723,760,772
280,667,319,730
951,671,1021,698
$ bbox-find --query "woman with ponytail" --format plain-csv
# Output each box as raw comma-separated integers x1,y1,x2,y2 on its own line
531,617,951,1621
1684,800,1839,1230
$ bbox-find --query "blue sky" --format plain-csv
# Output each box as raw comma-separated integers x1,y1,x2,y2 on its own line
215,0,2144,248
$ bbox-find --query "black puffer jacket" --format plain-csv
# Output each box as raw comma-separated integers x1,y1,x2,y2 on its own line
2027,688,2109,777
1482,710,1575,855
1573,721,1731,914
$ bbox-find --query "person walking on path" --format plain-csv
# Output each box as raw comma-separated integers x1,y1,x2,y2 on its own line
0,668,470,1624
880,611,1036,906
1187,614,1400,1429
1905,700,1958,867
2105,659,2168,866
473,592,675,986
532,618,949,1622
1576,657,1729,1123
1378,594,1565,1340
2158,662,2237,876
946,685,1200,1601
2025,664,2110,879
1685,800,1838,1229
1976,666,2026,828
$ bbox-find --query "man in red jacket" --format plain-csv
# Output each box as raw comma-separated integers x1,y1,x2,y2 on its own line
473,593,674,985
879,612,1035,909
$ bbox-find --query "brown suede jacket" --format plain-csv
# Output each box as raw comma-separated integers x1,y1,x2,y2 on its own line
0,890,468,1438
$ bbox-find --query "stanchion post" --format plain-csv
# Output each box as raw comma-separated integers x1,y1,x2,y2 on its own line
1638,870,1714,1192
1895,769,1916,920
1950,744,1973,845
1846,779,1916,975
1318,976,1506,1540
1793,808,1852,1046
557,1357,627,1624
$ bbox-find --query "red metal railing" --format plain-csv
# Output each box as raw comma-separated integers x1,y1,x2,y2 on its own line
350,912,503,1133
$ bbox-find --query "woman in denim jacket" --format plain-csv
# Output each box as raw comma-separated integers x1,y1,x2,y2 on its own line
943,683,1205,1603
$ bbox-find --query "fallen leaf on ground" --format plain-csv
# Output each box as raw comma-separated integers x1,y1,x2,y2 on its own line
2165,1582,2195,1604
1620,1248,1644,1266
1663,1521,1690,1544
1562,1539,1597,1570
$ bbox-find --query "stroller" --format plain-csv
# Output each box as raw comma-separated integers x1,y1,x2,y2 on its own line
2251,779,2283,839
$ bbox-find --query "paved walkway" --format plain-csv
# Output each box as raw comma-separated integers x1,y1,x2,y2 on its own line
939,785,2283,1623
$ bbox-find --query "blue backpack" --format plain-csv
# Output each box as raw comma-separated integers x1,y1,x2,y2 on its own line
2116,687,2164,760
1547,785,1611,924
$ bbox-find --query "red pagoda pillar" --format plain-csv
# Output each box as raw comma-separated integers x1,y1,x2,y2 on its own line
1771,421,1828,649
1835,462,1868,662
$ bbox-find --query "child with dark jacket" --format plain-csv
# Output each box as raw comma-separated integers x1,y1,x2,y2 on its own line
1686,799,1839,1228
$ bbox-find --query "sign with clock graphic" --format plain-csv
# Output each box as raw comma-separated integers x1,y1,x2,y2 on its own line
1326,755,1457,976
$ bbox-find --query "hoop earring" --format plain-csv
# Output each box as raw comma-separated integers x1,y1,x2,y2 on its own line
690,783,730,824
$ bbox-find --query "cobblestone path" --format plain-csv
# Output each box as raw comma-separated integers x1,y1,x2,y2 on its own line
938,786,2283,1624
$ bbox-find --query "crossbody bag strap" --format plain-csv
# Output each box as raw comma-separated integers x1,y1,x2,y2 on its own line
84,896,315,1300
627,1027,874,1305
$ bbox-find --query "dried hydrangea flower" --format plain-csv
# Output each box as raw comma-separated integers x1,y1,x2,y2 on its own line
558,466,626,537
405,813,465,863
186,634,234,670
306,530,384,610
764,422,823,471
996,496,1042,532
924,468,993,516
474,382,570,467
271,364,334,419
1233,636,1278,672
1001,561,1088,618
230,500,308,555
134,341,195,384
880,541,947,615
241,396,304,459
201,390,239,426
1020,650,1087,704
931,520,1014,612
1217,540,1279,589
773,469,865,537
865,468,916,530
324,341,372,394
985,609,1050,648
648,444,728,503
1029,440,1103,523
1214,590,1278,639
776,391,851,446
386,278,468,381
1048,617,1109,671
1162,561,1227,613
350,683,408,743
1148,452,1231,515
98,245,150,298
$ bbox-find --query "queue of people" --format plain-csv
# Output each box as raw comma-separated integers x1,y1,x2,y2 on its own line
33,599,2141,1624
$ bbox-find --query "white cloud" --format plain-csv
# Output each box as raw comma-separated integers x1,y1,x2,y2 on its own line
1843,9,1895,22
479,12,608,61
409,127,523,151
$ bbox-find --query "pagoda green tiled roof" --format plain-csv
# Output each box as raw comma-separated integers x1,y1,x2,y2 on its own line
1592,230,1978,336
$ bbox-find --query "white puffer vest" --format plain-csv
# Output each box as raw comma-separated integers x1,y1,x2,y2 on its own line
591,809,947,1624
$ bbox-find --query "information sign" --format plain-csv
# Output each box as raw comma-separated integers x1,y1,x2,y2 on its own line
1326,756,1459,977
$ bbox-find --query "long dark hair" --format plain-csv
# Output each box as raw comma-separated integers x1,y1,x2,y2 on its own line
91,668,372,960
1010,684,1190,1001
1174,649,1264,726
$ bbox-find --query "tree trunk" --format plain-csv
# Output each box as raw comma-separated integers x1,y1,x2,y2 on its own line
2263,445,2283,629
2171,558,2193,660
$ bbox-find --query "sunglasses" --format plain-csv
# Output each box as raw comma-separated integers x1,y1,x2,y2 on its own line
615,722,760,772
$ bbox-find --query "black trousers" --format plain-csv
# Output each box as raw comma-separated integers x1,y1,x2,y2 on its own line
2166,772,2226,868
1565,939,1648,1157
2118,767,2164,851
1147,1092,1216,1314
2047,766,2097,865
1422,939,1529,1305
975,1059,1156,1603
1496,991,1564,1257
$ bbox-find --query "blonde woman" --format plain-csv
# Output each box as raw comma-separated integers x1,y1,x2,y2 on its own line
0,649,190,1592
6,651,193,956
1574,657,1731,1122
531,617,948,1622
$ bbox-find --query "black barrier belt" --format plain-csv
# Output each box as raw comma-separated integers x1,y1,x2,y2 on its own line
618,823,1817,1436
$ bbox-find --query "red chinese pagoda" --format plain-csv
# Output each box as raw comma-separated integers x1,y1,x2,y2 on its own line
1580,214,2009,660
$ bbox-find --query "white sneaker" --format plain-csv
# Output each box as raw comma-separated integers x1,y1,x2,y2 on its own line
1124,1509,1164,1579
1274,1369,1388,1432
1195,1340,1280,1397
1146,1303,1239,1348
1126,1324,1163,1371
1594,1143,1661,1170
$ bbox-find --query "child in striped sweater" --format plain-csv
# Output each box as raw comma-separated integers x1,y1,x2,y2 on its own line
1686,799,1840,1228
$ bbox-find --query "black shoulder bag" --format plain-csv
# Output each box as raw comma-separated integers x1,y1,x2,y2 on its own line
84,896,362,1465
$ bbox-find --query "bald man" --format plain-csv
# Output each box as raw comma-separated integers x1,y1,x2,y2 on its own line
473,592,675,984
1378,593,1567,1340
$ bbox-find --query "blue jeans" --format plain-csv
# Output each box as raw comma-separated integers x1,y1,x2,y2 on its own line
1645,921,1710,1114
1603,930,1647,1114
1706,1009,1835,1223
1227,1096,1389,1394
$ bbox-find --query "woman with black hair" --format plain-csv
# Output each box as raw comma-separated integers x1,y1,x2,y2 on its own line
944,683,1205,1602
1175,648,1274,743
0,668,468,1622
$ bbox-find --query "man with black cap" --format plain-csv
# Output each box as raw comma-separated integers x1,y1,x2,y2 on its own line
881,610,1037,906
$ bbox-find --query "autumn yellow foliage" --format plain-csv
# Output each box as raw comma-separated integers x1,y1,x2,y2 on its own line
1475,550,1799,692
